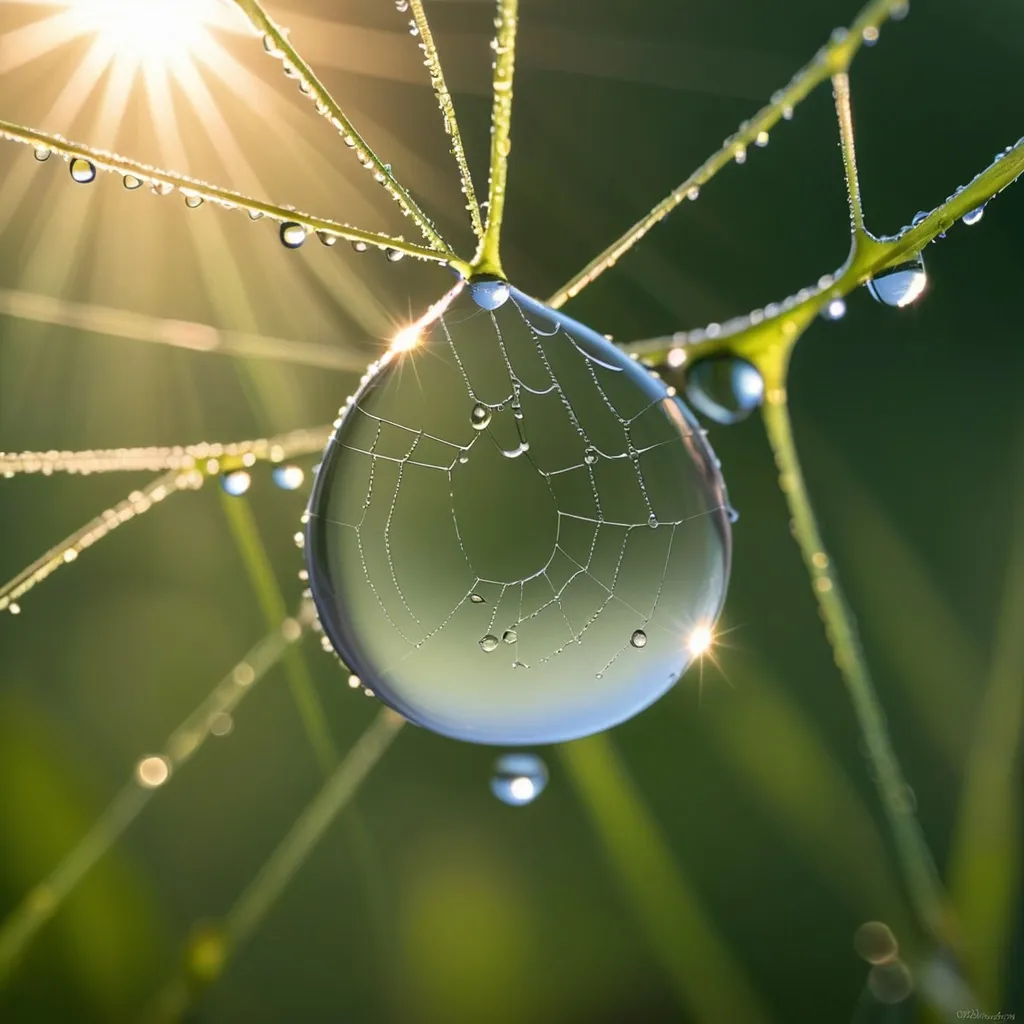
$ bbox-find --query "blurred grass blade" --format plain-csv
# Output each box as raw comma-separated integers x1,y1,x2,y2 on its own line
220,493,337,774
707,655,911,941
947,434,1024,1007
558,733,771,1024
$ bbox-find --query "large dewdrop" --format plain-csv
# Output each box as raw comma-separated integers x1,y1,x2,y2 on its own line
305,281,732,745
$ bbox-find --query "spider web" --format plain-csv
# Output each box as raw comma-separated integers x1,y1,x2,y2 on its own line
306,283,731,744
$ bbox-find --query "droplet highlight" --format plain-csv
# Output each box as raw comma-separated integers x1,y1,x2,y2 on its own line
490,753,548,806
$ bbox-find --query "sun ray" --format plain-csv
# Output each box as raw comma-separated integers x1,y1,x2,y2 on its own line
0,9,85,75
546,0,907,310
0,606,314,982
0,425,332,477
407,0,484,241
228,0,455,257
473,0,519,278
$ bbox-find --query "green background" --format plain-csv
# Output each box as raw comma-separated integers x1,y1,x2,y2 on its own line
0,0,1021,1020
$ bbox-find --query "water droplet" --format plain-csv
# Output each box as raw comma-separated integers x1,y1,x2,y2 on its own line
867,960,913,1004
469,275,510,310
866,255,926,308
351,240,368,253
272,465,305,491
184,193,204,209
221,470,252,496
490,753,548,806
69,158,96,184
305,284,731,744
479,634,499,652
317,230,338,246
734,146,747,165
854,922,899,965
962,204,985,226
248,209,264,221
123,174,142,190
33,147,51,162
151,181,173,196
755,130,770,147
583,447,599,465
280,222,307,249
469,593,486,604
470,403,492,430
822,297,847,320
647,514,659,528
684,355,765,425
458,453,469,464
502,629,518,644
630,629,648,649
862,25,880,45
385,247,405,262
136,755,171,788
782,105,794,120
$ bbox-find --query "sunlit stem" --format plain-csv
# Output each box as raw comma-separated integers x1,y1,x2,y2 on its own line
472,0,519,279
0,426,333,477
0,288,369,371
151,709,405,1023
0,469,196,613
759,363,953,949
0,610,312,985
0,119,454,267
228,0,454,258
547,0,907,309
622,136,1024,367
833,73,867,240
220,495,338,776
408,0,484,242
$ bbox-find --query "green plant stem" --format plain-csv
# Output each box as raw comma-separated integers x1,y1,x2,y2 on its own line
220,495,337,775
408,0,484,242
759,374,952,948
832,72,867,238
472,0,519,279
0,613,309,985
547,0,906,309
228,0,455,258
0,119,452,266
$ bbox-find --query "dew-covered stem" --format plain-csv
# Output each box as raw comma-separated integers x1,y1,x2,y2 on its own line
759,380,953,949
472,0,519,279
0,288,368,371
0,119,453,266
0,610,312,985
220,494,338,775
228,0,454,257
408,0,484,242
0,469,197,614
149,708,404,1023
832,72,867,239
546,0,907,309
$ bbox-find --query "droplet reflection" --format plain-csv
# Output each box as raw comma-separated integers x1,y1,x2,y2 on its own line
490,752,548,806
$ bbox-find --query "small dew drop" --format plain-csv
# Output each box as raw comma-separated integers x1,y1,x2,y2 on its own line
867,960,913,1005
351,239,368,253
822,297,847,320
684,355,765,425
272,465,305,490
490,753,548,807
69,158,96,184
469,276,511,310
123,174,143,190
458,453,469,464
470,403,492,430
862,25,880,45
962,204,985,226
184,193,204,209
647,514,659,529
385,247,405,262
502,629,518,644
33,148,51,162
583,447,599,465
280,221,307,249
248,209,264,221
854,922,899,965
136,755,171,788
866,254,927,308
755,130,770,147
151,181,173,196
630,629,648,649
218,471,251,499
469,593,486,604
317,230,338,246
479,634,499,652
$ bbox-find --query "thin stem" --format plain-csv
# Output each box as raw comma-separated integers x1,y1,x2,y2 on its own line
760,379,953,948
407,0,485,241
228,0,455,258
1,426,332,477
0,468,196,613
0,288,368,371
546,0,907,309
622,136,1024,368
0,610,312,984
0,119,455,267
833,72,867,238
220,494,338,775
150,709,405,1023
472,0,519,278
